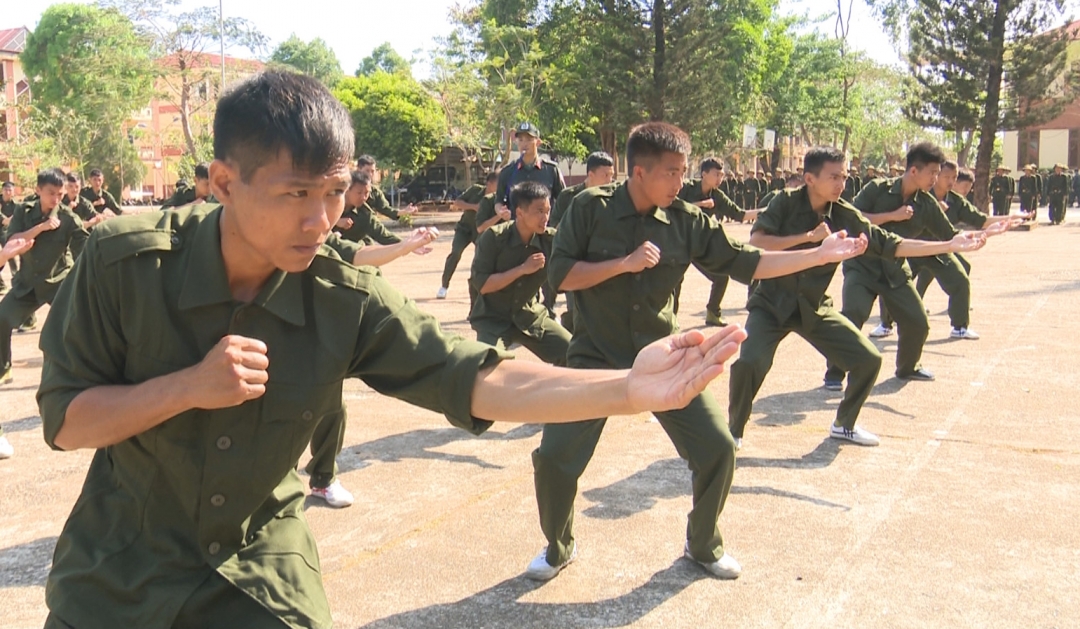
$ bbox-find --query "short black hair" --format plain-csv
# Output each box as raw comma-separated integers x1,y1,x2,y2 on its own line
905,142,946,170
66,172,81,184
626,122,691,172
214,70,354,182
699,157,724,174
485,172,499,184
356,155,377,169
194,162,210,180
509,181,550,210
38,169,64,188
2,181,14,189
941,160,959,172
586,151,615,173
803,146,845,177
89,168,103,178
956,169,975,184
350,170,372,187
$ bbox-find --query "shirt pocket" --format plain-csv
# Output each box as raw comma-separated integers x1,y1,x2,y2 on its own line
260,382,344,469
586,236,629,262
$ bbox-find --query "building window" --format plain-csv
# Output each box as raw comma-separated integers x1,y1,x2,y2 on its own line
1070,129,1080,170
1018,129,1040,168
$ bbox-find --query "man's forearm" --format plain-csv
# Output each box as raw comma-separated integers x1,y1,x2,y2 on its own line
558,258,630,291
749,232,813,252
865,212,897,226
895,239,953,258
53,369,197,451
352,241,418,267
480,266,529,294
752,248,831,279
476,216,502,234
471,361,633,422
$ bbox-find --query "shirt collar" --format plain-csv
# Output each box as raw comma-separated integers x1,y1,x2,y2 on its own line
516,156,542,170
795,186,834,220
178,207,306,326
610,183,671,224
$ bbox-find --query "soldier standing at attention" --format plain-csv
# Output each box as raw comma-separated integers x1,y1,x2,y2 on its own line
36,71,747,629
80,168,122,216
1018,165,1040,221
527,121,869,583
437,173,497,300
989,167,1011,216
1045,163,1069,225
674,158,761,326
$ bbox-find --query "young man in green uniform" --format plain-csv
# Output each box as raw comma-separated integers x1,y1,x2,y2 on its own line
674,158,761,326
62,173,109,229
162,163,215,208
469,182,569,364
1,168,89,387
528,122,869,583
437,173,497,299
1018,165,1040,220
333,171,416,248
770,168,785,192
0,234,36,458
826,143,986,388
355,154,418,220
728,147,987,450
37,71,749,629
1046,163,1069,225
990,167,1011,216
80,168,122,215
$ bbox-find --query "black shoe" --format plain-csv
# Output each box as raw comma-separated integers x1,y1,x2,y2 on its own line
897,368,935,381
823,379,843,392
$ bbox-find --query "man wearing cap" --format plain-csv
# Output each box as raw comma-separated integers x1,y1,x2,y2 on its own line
1046,163,1069,224
1019,165,1040,220
990,167,1011,216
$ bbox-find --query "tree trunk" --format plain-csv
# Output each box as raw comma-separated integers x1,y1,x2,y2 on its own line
649,0,666,121
973,1,1008,213
956,127,975,167
179,61,198,158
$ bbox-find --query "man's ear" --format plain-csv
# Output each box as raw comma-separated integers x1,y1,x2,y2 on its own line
209,159,238,205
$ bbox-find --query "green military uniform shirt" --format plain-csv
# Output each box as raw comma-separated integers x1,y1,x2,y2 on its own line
61,194,99,224
6,201,89,301
162,185,217,209
943,190,989,230
990,175,1011,199
548,183,761,369
844,177,957,287
678,179,747,222
37,203,508,629
1,198,17,242
474,193,504,232
453,183,487,235
750,187,903,327
551,182,586,229
469,221,557,340
334,206,400,246
80,186,122,214
1046,173,1069,198
365,186,400,220
1019,174,1039,197
770,177,785,193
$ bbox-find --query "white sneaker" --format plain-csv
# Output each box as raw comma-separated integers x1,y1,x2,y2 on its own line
829,424,880,446
524,545,576,581
733,437,742,451
310,480,354,508
869,324,894,338
0,436,12,459
950,327,980,340
436,287,448,299
684,542,741,579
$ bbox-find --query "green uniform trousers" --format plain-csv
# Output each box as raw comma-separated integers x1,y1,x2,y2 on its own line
305,408,347,490
729,307,882,438
881,254,971,330
476,318,570,367
1049,195,1068,224
440,227,476,289
991,196,1009,216
826,275,929,382
44,570,289,629
915,253,970,296
673,262,728,319
532,387,736,567
1020,194,1037,217
0,288,47,372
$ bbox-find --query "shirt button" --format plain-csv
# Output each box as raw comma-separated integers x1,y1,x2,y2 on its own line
633,304,640,311
210,494,226,507
170,234,181,246
207,542,221,555
301,410,314,421
216,436,232,450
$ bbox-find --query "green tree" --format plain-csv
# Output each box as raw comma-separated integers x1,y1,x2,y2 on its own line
356,43,413,77
332,72,447,171
270,34,343,86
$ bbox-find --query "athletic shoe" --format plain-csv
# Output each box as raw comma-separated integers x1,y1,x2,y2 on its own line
733,437,742,451
705,312,727,327
310,481,354,508
829,424,880,446
823,378,843,392
436,286,448,299
0,436,12,459
868,324,893,338
950,327,980,340
897,368,935,382
524,545,576,581
0,367,11,385
684,542,741,579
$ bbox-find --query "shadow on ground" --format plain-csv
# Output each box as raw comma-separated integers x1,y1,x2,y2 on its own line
580,457,849,521
357,560,707,629
336,424,542,475
0,536,57,588
748,385,913,431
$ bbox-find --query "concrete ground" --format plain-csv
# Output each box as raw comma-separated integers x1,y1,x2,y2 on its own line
1,209,1078,628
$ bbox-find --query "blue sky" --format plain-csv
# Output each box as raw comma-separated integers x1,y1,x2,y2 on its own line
4,0,905,76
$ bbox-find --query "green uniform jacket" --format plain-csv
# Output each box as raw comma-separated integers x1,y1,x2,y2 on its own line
549,183,761,369
7,201,89,301
37,204,508,629
750,187,903,327
366,186,400,220
769,177,785,192
845,177,958,287
943,190,989,230
990,175,1011,200
80,186,122,214
1046,173,1069,198
1018,175,1039,197
62,194,99,224
161,185,217,209
334,206,400,246
678,179,747,222
453,184,487,235
468,221,557,338
551,182,586,229
474,193,504,233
